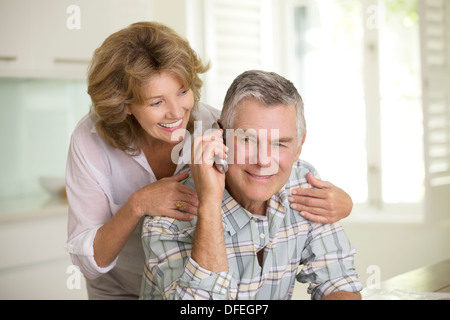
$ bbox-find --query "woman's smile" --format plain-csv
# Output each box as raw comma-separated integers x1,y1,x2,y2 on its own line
158,119,184,131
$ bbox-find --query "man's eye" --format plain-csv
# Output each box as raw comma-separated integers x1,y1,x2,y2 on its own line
243,137,256,144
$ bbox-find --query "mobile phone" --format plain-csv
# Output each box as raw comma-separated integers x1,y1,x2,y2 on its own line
212,121,228,173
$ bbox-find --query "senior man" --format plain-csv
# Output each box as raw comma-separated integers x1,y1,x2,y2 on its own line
140,70,362,300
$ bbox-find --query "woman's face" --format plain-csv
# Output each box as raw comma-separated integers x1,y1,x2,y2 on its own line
127,71,194,145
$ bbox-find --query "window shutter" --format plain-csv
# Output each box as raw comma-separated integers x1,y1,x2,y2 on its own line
203,0,265,109
419,0,450,221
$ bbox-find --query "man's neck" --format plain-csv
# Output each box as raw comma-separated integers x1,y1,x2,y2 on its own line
225,187,267,216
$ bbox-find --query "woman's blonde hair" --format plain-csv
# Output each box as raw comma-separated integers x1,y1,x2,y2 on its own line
88,21,210,154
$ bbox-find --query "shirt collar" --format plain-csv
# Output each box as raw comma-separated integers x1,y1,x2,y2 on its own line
221,185,290,237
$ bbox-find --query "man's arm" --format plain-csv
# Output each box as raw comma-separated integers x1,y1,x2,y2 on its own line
190,129,229,273
191,200,228,272
297,221,363,300
141,215,234,300
141,130,233,300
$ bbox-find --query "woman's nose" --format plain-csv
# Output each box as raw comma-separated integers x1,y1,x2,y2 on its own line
166,101,185,119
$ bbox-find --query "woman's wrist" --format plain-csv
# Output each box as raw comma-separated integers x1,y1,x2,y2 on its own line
127,190,145,220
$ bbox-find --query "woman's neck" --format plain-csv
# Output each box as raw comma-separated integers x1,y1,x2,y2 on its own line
140,134,179,180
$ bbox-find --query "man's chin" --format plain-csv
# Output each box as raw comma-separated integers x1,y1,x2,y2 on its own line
242,190,274,204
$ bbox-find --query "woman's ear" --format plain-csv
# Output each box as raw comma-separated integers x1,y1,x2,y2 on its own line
125,103,132,116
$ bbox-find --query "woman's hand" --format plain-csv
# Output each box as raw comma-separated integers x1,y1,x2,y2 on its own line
288,173,353,224
131,171,199,221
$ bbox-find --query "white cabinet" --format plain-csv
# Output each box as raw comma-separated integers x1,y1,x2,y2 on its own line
0,0,153,79
0,0,33,74
0,211,87,299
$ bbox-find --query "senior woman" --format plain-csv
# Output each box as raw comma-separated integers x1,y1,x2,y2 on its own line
65,22,353,300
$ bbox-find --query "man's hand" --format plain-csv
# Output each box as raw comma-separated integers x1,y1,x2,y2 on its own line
190,129,229,273
288,173,353,224
190,129,228,204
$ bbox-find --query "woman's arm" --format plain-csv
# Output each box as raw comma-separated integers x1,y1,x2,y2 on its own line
93,171,199,268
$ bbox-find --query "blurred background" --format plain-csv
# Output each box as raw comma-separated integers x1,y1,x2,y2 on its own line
0,0,449,299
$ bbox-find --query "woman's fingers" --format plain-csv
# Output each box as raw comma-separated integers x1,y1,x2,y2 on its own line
288,173,350,224
164,209,196,221
167,170,190,182
172,189,199,215
304,172,333,189
298,211,332,224
288,195,329,211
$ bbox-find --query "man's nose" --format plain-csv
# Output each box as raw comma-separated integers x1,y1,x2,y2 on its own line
256,145,272,167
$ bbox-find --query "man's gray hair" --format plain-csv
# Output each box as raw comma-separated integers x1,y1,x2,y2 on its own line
220,70,306,145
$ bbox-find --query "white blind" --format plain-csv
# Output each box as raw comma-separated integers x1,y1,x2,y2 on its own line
419,0,450,220
203,0,265,109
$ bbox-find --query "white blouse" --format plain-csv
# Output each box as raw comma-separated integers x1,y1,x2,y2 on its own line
65,102,220,280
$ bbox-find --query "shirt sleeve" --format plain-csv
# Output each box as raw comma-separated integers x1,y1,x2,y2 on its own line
65,128,117,279
296,222,363,300
141,216,235,300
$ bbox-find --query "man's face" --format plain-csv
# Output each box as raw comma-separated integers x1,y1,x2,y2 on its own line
225,98,305,211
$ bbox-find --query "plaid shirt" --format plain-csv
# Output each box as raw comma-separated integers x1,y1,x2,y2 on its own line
140,160,362,300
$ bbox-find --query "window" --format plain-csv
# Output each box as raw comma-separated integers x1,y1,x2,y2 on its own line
419,0,450,222
282,0,426,217
197,0,450,221
289,0,369,205
201,0,273,109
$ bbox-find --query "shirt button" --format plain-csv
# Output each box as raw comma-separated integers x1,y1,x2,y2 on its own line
259,233,265,239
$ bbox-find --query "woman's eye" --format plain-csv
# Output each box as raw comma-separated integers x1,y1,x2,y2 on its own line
149,101,162,107
180,89,189,95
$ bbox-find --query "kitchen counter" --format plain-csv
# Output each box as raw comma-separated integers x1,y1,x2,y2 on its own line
0,193,67,223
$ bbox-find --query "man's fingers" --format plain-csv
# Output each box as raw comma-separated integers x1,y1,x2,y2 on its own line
192,135,228,166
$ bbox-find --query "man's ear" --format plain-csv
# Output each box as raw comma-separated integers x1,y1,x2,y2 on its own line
295,133,307,158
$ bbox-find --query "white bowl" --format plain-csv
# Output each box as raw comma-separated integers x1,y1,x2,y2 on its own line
39,176,66,197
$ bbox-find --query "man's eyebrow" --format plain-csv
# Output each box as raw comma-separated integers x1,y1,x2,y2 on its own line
234,129,294,142
275,137,294,143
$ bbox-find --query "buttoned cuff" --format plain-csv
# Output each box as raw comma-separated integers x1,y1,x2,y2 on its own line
308,275,363,300
178,257,235,299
